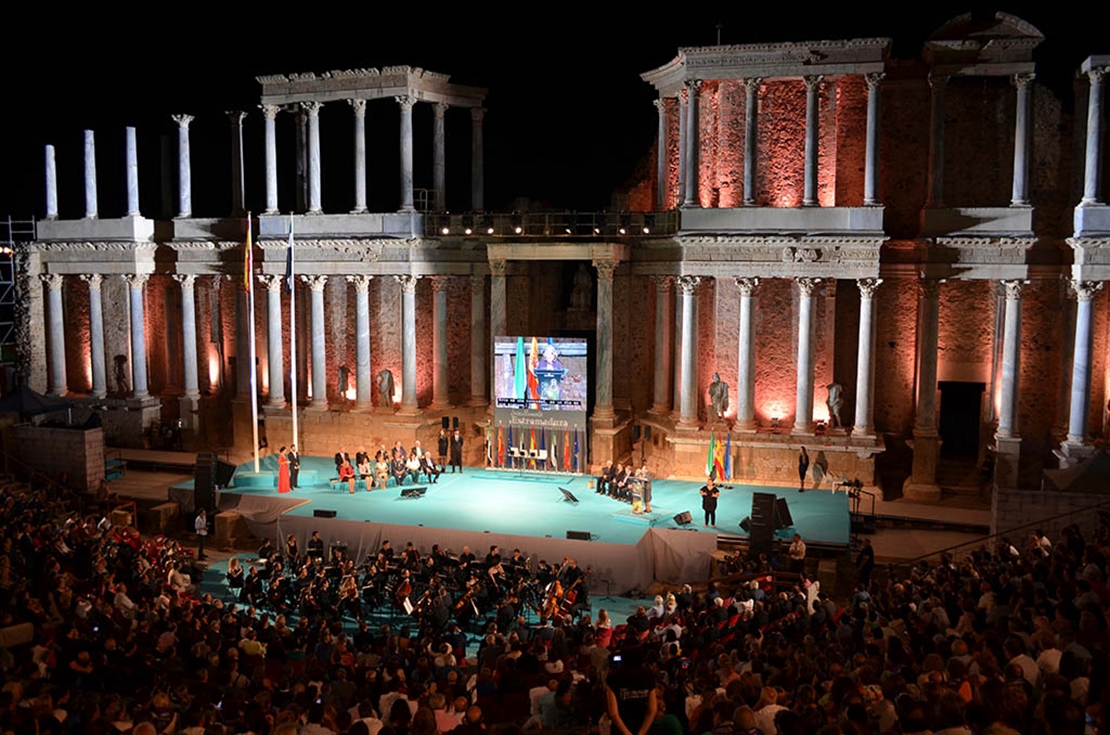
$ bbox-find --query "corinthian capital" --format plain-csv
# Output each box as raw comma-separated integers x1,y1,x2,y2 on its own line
348,98,367,117
593,260,619,281
1001,279,1028,300
226,110,247,126
1089,67,1109,84
395,96,417,112
79,273,104,290
1071,280,1104,302
171,114,194,129
743,77,763,91
488,259,507,277
346,274,373,293
301,274,329,292
260,104,280,121
652,99,666,113
433,102,449,119
918,278,942,300
258,274,284,293
394,274,420,293
299,101,323,117
172,273,197,290
471,107,486,123
803,75,824,92
651,275,673,293
928,74,948,94
1013,72,1036,89
734,277,761,296
796,277,822,296
864,72,885,91
684,79,703,93
676,275,702,295
39,273,64,290
857,277,882,299
123,273,150,290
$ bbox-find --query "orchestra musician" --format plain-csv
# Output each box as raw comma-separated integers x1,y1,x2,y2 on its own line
307,531,325,562
285,533,300,566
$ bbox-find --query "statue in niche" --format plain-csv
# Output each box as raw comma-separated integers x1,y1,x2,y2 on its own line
337,365,350,401
113,355,130,396
826,382,844,429
708,373,729,421
568,264,593,311
376,369,395,409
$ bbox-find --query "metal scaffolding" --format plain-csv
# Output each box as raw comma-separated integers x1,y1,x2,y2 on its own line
0,216,35,365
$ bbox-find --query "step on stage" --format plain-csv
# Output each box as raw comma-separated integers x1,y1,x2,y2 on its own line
171,455,850,592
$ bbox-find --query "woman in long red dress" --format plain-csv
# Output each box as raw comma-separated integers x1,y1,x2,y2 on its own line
277,446,292,494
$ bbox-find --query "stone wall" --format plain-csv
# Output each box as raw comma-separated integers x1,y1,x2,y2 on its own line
992,486,1110,539
13,424,104,493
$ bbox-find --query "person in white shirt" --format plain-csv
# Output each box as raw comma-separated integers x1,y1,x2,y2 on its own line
753,688,787,735
113,583,137,618
194,509,209,560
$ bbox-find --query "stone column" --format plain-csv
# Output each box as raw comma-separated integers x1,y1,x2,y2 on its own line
125,126,140,216
594,260,619,420
83,130,97,219
261,104,280,214
301,275,329,409
1066,281,1103,444
676,91,688,207
926,76,947,207
1010,74,1035,207
735,277,760,431
124,274,151,400
471,107,485,211
672,283,683,415
905,278,942,501
651,276,673,414
682,80,701,208
653,99,667,209
79,274,107,398
349,99,368,213
469,275,488,406
44,145,58,220
743,78,762,205
259,275,285,408
41,274,67,397
802,76,823,207
301,102,323,214
396,275,420,411
849,278,880,436
793,278,821,434
433,103,448,212
1082,68,1107,204
347,275,373,409
172,114,193,218
431,276,450,408
397,96,417,213
173,274,200,400
864,73,884,206
228,111,246,216
676,276,702,428
996,280,1026,437
489,261,507,401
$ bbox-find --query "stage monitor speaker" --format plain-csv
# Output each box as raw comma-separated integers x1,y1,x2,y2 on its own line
739,516,752,532
194,453,215,511
774,497,794,529
442,416,450,429
749,492,778,556
452,416,459,430
401,486,427,499
313,509,337,518
213,459,237,487
566,530,591,541
559,487,579,503
673,511,692,526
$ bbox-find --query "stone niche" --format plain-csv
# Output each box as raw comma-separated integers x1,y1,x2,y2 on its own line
13,423,105,493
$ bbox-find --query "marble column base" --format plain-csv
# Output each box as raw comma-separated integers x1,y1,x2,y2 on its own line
179,395,200,431
466,396,489,408
592,408,617,430
791,424,816,437
1054,440,1096,469
429,401,451,411
903,429,941,502
306,401,329,412
675,418,701,433
648,403,671,417
993,435,1022,491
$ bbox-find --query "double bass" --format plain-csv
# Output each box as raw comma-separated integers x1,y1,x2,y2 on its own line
557,567,591,621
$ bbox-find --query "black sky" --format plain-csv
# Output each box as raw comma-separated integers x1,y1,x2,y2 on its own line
0,3,1101,219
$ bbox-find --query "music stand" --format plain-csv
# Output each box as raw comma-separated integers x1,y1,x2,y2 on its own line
558,487,579,503
401,486,427,499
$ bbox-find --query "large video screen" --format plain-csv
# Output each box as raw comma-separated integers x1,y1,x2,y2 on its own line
494,336,588,411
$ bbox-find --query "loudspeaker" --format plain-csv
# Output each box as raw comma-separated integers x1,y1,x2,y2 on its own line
442,416,451,429
194,453,215,511
774,497,794,529
739,516,752,532
633,425,642,441
214,459,237,487
673,511,693,526
313,509,337,518
559,487,579,503
749,492,778,556
452,416,459,430
566,530,591,541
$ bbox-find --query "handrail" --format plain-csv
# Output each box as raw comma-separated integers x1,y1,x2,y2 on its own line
892,493,1110,571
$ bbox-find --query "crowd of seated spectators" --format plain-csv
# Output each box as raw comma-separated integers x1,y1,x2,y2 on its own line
0,469,1107,735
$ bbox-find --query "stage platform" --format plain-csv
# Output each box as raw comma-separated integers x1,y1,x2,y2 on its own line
172,454,850,593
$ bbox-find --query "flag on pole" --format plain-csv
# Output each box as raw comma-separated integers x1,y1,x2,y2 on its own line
573,429,579,472
713,436,726,480
564,428,571,471
705,431,716,477
485,421,492,466
529,426,536,469
528,337,540,405
725,432,733,480
245,214,260,473
507,425,514,468
514,337,527,399
497,423,504,468
286,216,299,452
551,430,559,471
539,427,546,469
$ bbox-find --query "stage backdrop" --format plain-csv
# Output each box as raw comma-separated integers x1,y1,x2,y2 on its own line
492,336,588,471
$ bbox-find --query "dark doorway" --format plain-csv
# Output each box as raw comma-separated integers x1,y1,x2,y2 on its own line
938,381,984,455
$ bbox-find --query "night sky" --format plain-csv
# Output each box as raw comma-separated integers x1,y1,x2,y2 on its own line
0,4,1100,221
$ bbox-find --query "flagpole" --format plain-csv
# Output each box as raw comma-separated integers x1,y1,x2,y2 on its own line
247,214,260,473
288,214,299,452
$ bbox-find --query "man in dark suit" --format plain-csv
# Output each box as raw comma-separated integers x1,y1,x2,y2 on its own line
289,444,301,488
450,429,464,473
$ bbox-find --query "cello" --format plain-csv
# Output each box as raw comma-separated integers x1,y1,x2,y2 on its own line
557,567,591,622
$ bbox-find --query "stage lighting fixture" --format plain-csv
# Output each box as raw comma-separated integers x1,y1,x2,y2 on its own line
441,227,450,235
514,226,523,234
464,228,473,235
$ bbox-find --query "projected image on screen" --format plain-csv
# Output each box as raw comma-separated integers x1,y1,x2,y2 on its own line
494,337,587,411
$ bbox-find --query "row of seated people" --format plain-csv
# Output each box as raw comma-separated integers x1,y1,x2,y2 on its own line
595,460,653,510
333,441,442,493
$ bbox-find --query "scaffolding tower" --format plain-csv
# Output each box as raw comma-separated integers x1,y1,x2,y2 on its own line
0,216,35,366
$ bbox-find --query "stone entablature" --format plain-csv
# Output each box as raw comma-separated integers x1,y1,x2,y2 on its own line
641,38,891,94
1068,238,1110,282
924,12,1043,75
257,66,487,109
